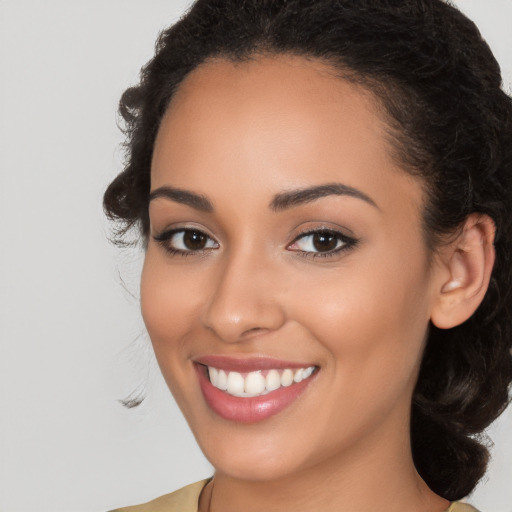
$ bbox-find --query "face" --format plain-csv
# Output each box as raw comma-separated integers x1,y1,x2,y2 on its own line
142,55,438,482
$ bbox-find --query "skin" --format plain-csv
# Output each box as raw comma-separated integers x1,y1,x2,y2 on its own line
141,55,492,512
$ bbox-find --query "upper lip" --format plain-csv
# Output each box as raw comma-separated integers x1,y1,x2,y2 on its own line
194,355,316,373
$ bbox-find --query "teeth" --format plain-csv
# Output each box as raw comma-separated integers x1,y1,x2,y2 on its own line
207,365,316,397
227,371,245,395
208,367,218,386
281,369,294,387
245,371,266,394
217,369,228,390
266,369,281,391
302,366,314,379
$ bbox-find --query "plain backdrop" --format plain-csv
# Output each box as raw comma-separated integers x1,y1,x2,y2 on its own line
0,1,511,511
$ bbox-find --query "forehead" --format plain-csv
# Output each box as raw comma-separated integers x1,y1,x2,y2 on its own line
155,55,389,169
151,55,423,216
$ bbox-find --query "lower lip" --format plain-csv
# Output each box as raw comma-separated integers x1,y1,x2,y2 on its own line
196,365,317,423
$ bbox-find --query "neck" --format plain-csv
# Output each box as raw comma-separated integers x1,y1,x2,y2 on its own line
200,413,449,512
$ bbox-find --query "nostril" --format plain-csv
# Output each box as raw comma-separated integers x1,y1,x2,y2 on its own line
241,327,268,338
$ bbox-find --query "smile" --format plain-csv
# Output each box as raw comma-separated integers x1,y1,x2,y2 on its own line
195,357,319,423
207,366,316,397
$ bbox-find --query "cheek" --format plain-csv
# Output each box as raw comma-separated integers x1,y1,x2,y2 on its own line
141,248,202,347
140,250,207,411
140,245,204,326
289,241,432,399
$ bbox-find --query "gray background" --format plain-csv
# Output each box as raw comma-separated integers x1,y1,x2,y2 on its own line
0,1,511,511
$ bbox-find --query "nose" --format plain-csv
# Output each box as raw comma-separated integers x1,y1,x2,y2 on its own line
201,249,286,343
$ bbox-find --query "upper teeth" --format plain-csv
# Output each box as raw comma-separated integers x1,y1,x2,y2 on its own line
208,366,315,397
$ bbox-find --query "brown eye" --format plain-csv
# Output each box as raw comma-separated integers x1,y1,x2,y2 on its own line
312,232,338,252
287,229,357,258
183,230,208,250
154,228,219,254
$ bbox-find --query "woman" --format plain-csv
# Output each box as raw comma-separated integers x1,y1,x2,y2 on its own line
104,1,512,511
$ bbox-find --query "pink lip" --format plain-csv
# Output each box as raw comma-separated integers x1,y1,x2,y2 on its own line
195,355,313,373
194,360,317,424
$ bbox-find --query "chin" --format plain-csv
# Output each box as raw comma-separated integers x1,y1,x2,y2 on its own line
208,452,305,482
194,422,313,481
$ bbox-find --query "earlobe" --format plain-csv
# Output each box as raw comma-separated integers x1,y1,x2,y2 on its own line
431,214,495,329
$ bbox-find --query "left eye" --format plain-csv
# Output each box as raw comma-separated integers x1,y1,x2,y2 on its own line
171,230,218,251
154,228,219,254
288,230,350,254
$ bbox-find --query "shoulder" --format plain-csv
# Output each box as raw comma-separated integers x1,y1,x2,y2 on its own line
110,479,211,512
447,502,481,512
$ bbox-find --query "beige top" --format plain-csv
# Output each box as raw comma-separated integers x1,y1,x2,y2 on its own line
111,479,480,512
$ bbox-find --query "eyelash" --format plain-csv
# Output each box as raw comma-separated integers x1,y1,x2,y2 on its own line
288,229,358,259
153,228,358,259
153,228,219,257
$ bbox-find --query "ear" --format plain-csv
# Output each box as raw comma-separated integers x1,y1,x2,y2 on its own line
430,213,496,329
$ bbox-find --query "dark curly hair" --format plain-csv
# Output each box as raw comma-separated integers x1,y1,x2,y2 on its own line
104,0,512,502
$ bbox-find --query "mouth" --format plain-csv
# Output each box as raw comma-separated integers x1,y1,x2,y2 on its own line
207,365,316,397
194,356,319,423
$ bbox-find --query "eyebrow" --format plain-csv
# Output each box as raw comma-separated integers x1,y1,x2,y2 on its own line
149,186,213,212
270,183,379,211
148,182,378,213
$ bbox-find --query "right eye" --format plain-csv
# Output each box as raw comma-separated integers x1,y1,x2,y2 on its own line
153,229,219,255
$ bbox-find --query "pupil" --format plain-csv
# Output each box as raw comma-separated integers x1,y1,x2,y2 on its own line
184,231,206,250
313,232,337,252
